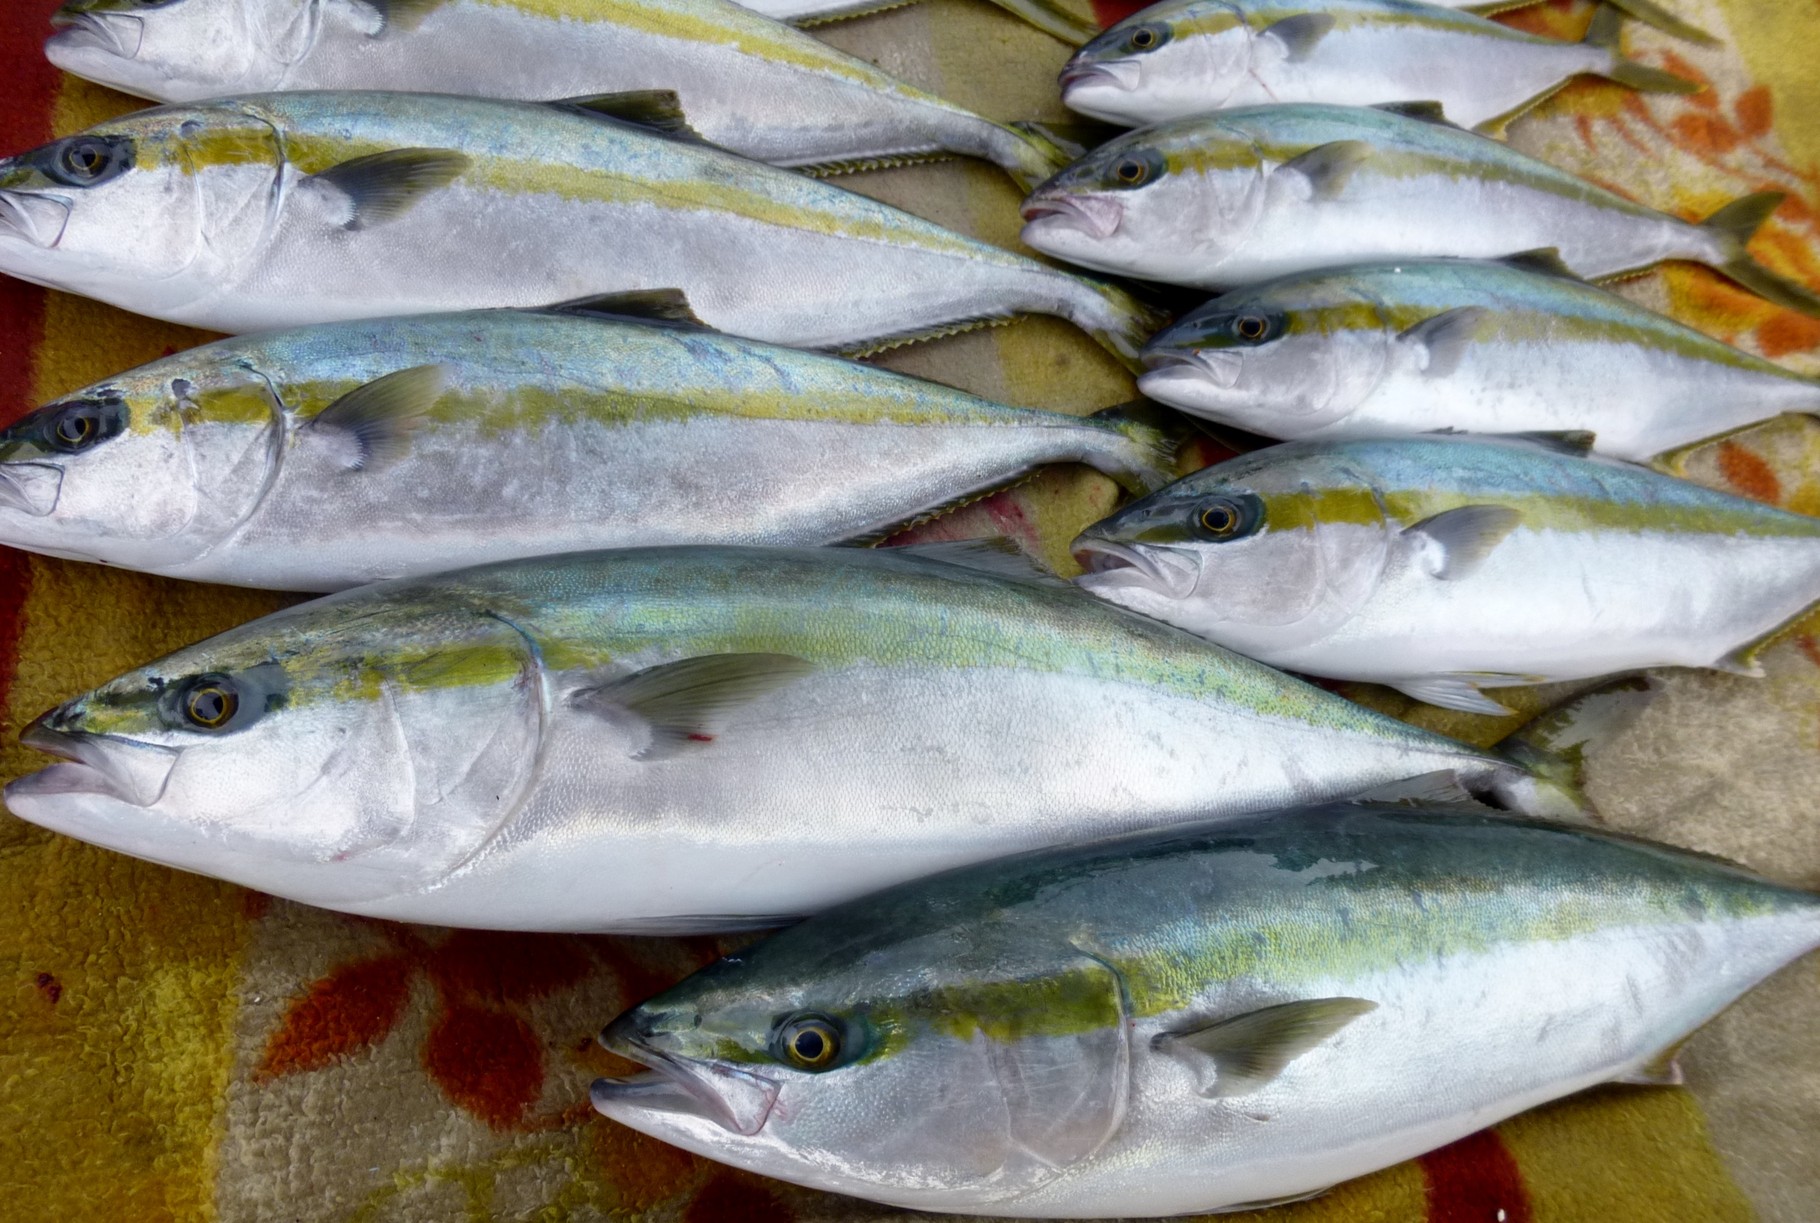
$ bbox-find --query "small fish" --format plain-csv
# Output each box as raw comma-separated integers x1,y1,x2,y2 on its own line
1019,102,1820,318
0,304,1185,592
0,91,1159,363
1074,433,1820,714
743,0,1100,44
5,544,1598,932
45,0,1073,189
591,803,1820,1216
1060,0,1696,133
1137,253,1820,463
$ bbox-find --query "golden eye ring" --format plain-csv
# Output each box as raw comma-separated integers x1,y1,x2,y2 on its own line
1199,504,1239,537
54,413,96,448
777,1015,842,1069
1130,26,1157,48
1235,315,1270,342
1115,158,1148,185
183,682,239,730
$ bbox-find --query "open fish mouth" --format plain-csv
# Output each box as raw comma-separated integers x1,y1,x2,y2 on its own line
592,1017,780,1137
47,10,144,59
1020,193,1123,241
1060,59,1140,92
0,189,73,250
0,462,63,516
1140,348,1244,388
11,718,178,808
1071,537,1196,599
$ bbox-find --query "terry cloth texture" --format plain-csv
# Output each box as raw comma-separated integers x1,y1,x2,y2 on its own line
0,0,1816,1219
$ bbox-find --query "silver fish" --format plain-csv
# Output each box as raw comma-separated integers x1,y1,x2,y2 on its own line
45,0,1074,188
4,544,1591,932
0,91,1161,363
592,802,1818,1216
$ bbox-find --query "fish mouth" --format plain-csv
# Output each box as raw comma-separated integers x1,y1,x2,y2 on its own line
1071,537,1196,599
0,462,63,516
592,1015,780,1137
12,716,179,809
1059,59,1140,93
47,10,143,60
1140,347,1244,388
0,189,73,250
1020,193,1123,241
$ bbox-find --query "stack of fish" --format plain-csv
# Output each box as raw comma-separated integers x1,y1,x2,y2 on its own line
2,0,1817,1214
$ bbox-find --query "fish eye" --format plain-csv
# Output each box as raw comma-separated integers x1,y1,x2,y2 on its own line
1115,158,1149,185
1234,315,1272,343
773,1012,843,1071
44,135,134,188
181,678,240,730
1195,494,1264,541
50,405,104,451
1129,26,1159,49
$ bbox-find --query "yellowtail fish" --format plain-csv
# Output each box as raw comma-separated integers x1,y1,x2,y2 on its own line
4,544,1605,932
1074,433,1820,714
1060,0,1696,132
0,304,1182,591
592,803,1817,1215
1020,102,1820,318
0,91,1161,363
46,0,1074,188
1137,253,1820,463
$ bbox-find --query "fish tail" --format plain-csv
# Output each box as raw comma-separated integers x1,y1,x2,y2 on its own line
1084,400,1197,494
1064,275,1173,374
1585,4,1705,94
983,0,1100,45
1701,191,1820,319
1484,677,1659,820
1576,0,1718,47
996,121,1080,193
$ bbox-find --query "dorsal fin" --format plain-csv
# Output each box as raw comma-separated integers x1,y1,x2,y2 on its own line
551,91,705,143
539,289,713,330
1499,248,1581,280
1372,101,1459,128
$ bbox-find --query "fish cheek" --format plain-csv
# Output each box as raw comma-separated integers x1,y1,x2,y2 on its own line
36,427,201,553
1190,519,1327,639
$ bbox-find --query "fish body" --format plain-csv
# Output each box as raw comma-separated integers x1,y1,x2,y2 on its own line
3,545,1568,931
1074,434,1820,713
1059,0,1688,132
1137,256,1820,461
1019,103,1819,317
591,803,1820,1216
46,0,1068,187
0,308,1178,592
0,91,1156,361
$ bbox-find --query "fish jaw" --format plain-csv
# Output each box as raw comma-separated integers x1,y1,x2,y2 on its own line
1072,537,1199,603
16,714,180,810
46,9,144,62
0,462,63,517
1020,192,1131,275
0,189,73,251
1060,60,1148,126
594,1014,782,1137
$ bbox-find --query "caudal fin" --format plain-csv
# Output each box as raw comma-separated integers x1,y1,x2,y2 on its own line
1066,275,1174,373
1701,192,1820,319
1486,676,1658,820
984,0,1098,44
1585,6,1704,94
1085,401,1196,494
995,121,1080,193
1596,0,1716,46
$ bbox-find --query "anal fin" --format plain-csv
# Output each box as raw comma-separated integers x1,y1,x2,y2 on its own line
1394,674,1526,716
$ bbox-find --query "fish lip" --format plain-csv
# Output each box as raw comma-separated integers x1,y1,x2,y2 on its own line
47,10,143,59
0,189,73,250
1072,537,1197,599
594,1021,780,1137
1059,60,1138,93
1019,193,1123,241
0,462,64,517
15,716,178,808
1141,347,1243,388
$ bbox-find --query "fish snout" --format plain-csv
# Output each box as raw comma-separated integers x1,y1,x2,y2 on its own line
1059,58,1140,93
47,9,144,60
18,712,179,809
1019,193,1124,241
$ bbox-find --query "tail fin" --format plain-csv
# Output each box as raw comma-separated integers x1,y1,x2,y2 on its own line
1065,275,1174,373
1486,676,1658,820
1700,192,1820,319
996,121,1079,193
1585,5,1703,95
1084,401,1197,494
1595,0,1716,46
984,0,1099,44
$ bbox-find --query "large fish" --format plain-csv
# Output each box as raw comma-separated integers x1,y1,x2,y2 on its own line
44,0,1074,189
590,803,1820,1216
1019,102,1820,318
0,91,1160,362
1073,434,1820,714
743,0,1099,43
1059,0,1694,132
4,544,1593,932
0,305,1182,591
1137,253,1820,463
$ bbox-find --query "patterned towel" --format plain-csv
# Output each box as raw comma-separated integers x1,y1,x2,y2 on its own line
0,0,1815,1218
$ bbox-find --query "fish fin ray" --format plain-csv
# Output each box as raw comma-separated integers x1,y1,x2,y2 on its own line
1261,13,1334,61
1588,3,1703,98
833,315,1015,358
1404,504,1522,579
571,654,815,760
1394,675,1519,716
554,90,707,143
1703,193,1820,320
310,148,470,230
1398,306,1488,378
1578,0,1717,46
1278,140,1371,202
1156,998,1376,1098
306,364,444,471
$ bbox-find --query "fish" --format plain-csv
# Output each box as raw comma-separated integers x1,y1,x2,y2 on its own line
1136,252,1820,463
0,303,1183,592
1018,102,1820,318
1059,0,1697,133
2,543,1605,932
1072,433,1820,714
0,91,1161,364
44,0,1075,190
590,802,1820,1216
742,0,1100,43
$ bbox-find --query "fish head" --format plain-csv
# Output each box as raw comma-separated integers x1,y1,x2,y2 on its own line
3,583,549,906
0,352,285,569
594,922,1134,1210
1061,1,1248,125
1139,275,1395,430
0,103,283,308
47,0,320,100
1074,444,1392,651
1021,120,1264,281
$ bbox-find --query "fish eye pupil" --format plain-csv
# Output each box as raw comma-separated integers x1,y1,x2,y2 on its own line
794,1030,824,1059
1132,27,1155,47
778,1014,841,1068
54,413,95,447
1116,158,1146,184
1236,316,1269,342
184,682,238,729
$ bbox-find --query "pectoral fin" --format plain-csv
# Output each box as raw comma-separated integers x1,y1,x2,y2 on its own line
1394,674,1521,716
1399,307,1488,378
1279,141,1371,202
1156,998,1377,1098
310,148,471,230
359,0,448,32
306,364,445,471
570,654,815,760
1261,13,1334,61
1405,504,1522,580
